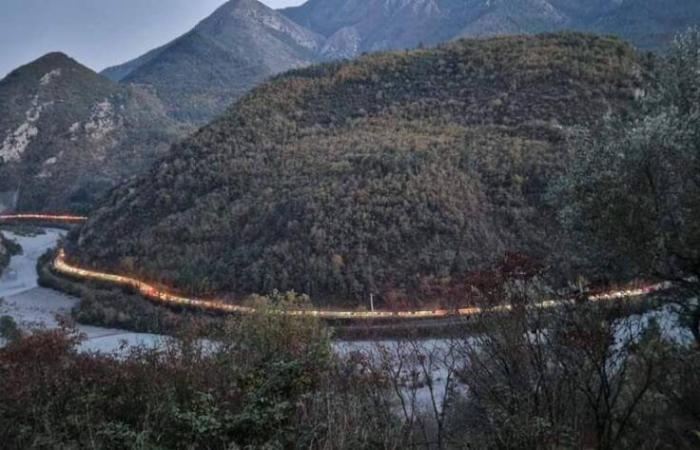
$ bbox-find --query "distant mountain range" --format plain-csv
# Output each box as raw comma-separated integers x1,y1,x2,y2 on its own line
284,0,700,53
0,53,184,213
100,0,699,124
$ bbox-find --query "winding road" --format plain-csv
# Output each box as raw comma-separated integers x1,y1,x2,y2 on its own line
0,214,690,411
1,213,673,321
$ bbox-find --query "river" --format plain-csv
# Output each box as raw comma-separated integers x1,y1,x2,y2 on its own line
0,228,164,352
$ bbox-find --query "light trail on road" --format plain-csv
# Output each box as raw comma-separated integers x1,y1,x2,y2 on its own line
3,211,672,320
0,213,88,223
52,249,672,320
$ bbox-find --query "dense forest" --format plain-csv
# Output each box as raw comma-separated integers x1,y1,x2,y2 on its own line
71,32,644,307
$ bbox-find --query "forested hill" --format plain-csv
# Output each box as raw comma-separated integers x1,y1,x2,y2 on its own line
72,33,643,308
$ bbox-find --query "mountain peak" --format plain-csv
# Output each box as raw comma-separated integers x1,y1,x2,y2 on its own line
201,0,323,50
102,0,324,123
28,52,95,73
15,52,83,72
217,0,268,12
1,52,99,88
34,51,72,63
0,52,180,212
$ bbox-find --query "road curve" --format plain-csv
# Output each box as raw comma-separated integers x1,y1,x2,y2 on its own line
3,213,672,321
0,227,164,352
53,251,672,320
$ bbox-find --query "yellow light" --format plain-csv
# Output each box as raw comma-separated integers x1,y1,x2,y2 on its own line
52,247,670,320
0,213,88,222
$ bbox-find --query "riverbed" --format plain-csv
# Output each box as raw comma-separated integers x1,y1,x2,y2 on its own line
0,229,164,352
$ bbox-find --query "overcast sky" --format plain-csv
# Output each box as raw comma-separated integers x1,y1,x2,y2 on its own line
0,0,305,78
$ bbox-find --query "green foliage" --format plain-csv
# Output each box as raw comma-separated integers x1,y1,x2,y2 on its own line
552,27,700,283
0,314,339,449
73,33,641,307
0,315,20,342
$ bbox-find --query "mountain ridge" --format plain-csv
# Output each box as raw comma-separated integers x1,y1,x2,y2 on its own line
100,0,325,123
99,0,698,125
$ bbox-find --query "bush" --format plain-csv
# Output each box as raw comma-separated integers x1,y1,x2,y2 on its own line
0,315,357,449
0,315,20,343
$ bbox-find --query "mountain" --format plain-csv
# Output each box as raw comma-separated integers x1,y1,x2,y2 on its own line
101,0,325,123
101,0,697,125
0,53,183,213
71,33,642,308
282,0,700,58
585,0,700,50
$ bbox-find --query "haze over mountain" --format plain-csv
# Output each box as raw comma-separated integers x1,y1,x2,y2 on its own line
73,33,642,307
0,53,183,213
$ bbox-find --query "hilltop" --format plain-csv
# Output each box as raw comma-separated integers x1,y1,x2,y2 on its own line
0,53,183,213
71,33,643,308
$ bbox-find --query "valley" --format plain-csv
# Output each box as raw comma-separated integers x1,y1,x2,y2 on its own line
1,1,699,448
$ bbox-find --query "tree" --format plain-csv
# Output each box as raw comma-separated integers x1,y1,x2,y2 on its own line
0,315,21,343
551,27,700,341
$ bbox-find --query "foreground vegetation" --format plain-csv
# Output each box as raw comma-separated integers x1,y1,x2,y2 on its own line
2,271,699,449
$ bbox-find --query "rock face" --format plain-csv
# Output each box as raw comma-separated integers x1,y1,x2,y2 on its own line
283,0,700,58
73,33,642,307
0,53,182,213
0,232,18,274
102,0,325,123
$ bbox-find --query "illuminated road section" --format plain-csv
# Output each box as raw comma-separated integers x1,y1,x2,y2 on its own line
2,212,670,319
52,249,671,320
0,213,88,223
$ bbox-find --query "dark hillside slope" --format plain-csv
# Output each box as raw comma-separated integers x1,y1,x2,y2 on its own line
73,33,642,307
